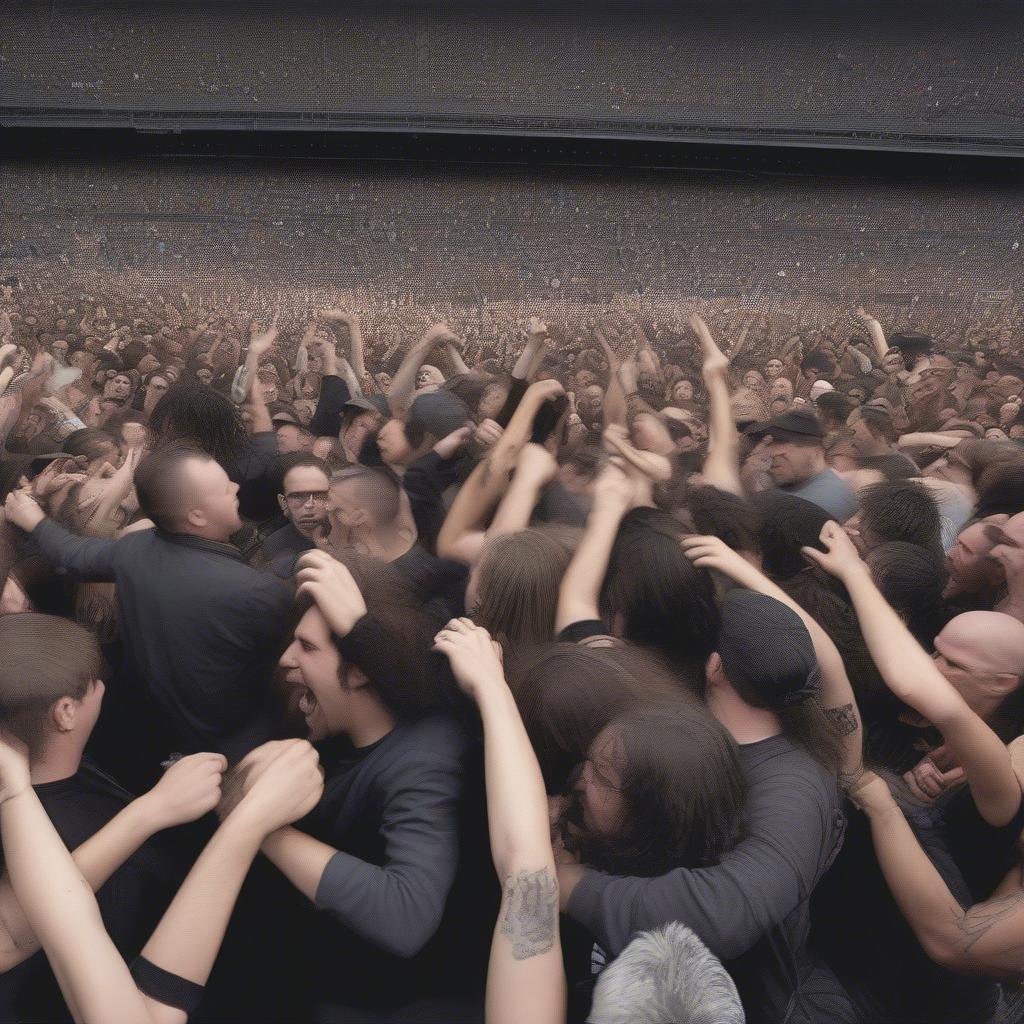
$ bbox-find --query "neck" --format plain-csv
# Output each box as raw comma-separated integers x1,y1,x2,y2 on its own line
708,681,782,746
293,520,325,542
30,736,86,785
348,700,396,749
178,524,233,544
355,523,415,563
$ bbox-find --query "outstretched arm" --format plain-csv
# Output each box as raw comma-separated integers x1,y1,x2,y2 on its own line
387,324,458,416
806,523,1021,825
855,307,890,363
433,620,565,1024
0,753,225,974
437,379,564,564
556,454,642,633
692,314,743,497
853,772,1024,978
682,533,863,787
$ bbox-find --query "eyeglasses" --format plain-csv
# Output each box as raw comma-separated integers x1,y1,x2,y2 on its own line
285,490,328,507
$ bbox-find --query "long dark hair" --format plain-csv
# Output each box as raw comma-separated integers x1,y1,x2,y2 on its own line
510,641,681,793
149,382,250,464
601,507,720,687
561,698,747,877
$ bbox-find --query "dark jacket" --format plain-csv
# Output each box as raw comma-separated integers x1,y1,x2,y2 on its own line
32,520,292,766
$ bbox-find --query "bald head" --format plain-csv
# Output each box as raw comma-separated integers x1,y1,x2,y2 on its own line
937,612,1024,679
328,466,401,528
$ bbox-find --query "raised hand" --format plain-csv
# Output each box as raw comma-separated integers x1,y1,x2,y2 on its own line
248,313,280,359
681,534,759,585
514,442,559,488
231,739,324,835
142,753,227,831
591,456,639,512
801,521,866,580
473,418,504,450
434,425,472,460
295,550,368,638
4,488,46,533
690,314,729,383
432,618,506,699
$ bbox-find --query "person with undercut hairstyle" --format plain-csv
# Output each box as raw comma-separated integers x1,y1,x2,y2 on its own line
3,441,292,790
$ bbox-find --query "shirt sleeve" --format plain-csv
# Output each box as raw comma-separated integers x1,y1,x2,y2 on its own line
309,374,352,439
565,760,841,960
313,753,464,958
31,518,123,582
227,431,279,484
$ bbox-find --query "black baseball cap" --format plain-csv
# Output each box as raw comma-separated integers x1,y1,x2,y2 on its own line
717,590,821,709
342,394,390,417
889,332,933,354
744,407,824,444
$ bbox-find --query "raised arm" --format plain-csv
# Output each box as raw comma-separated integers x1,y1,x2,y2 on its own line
433,620,565,1024
0,753,225,974
437,379,564,565
387,323,458,416
487,443,559,539
853,771,1024,978
855,307,891,363
805,523,1021,825
556,455,639,633
691,314,743,497
682,533,863,787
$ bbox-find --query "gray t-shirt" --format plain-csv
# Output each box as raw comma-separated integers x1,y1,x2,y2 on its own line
784,469,857,522
566,733,850,1024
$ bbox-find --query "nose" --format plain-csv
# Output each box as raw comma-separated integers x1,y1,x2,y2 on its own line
279,641,299,670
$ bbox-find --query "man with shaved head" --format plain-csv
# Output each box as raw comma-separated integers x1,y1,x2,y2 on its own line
4,442,292,789
326,465,466,618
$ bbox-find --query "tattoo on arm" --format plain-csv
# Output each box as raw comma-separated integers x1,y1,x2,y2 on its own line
500,868,558,960
824,702,859,738
954,888,1024,952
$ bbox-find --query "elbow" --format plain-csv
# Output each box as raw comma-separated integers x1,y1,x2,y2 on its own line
382,913,443,959
924,934,970,974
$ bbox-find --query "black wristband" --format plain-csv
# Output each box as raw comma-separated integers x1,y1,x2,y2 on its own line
130,957,204,1015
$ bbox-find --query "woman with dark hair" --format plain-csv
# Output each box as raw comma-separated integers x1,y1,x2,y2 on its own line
557,699,747,878
469,527,576,651
510,642,680,793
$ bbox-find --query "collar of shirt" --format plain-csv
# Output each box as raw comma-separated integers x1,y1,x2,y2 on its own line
155,529,245,562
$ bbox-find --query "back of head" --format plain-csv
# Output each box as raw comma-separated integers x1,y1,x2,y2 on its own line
602,508,720,681
134,441,210,532
975,459,1024,519
330,465,402,527
857,480,942,554
475,528,577,649
149,382,249,464
751,491,831,580
589,922,744,1024
0,613,101,753
866,541,949,648
687,486,763,558
510,642,681,792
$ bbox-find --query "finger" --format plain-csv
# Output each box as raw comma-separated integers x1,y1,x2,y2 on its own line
801,546,827,567
938,766,966,786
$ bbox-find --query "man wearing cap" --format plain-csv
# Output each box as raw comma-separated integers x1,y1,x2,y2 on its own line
560,589,850,1024
339,394,388,464
750,408,857,522
269,403,314,455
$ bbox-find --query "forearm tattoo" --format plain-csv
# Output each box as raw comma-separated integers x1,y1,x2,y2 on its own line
824,702,859,737
500,868,559,960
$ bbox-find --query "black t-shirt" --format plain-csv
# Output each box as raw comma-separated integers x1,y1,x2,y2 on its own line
0,761,184,1024
811,791,1023,1024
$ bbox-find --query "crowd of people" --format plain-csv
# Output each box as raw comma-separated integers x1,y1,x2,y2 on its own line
4,2,1020,133
0,281,1022,1024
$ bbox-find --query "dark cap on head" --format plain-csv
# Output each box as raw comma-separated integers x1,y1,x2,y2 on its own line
407,391,470,439
343,394,390,417
717,590,821,709
745,407,824,445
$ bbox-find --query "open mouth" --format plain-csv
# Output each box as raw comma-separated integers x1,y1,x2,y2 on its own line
297,686,318,718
